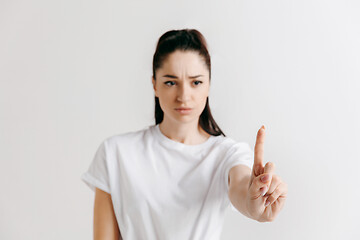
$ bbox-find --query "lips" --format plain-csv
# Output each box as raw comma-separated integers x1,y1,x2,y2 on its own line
175,108,192,115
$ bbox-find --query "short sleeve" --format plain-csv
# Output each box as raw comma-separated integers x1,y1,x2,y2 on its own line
81,140,111,194
223,142,253,213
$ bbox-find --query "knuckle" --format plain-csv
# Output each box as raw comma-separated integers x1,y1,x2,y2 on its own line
274,187,281,196
279,181,287,189
272,174,279,182
270,162,275,168
254,163,263,170
267,188,281,203
269,175,280,186
257,178,264,187
267,196,275,203
282,183,289,193
278,176,283,182
266,161,275,169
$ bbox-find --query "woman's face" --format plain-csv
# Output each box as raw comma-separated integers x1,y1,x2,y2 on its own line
152,50,210,124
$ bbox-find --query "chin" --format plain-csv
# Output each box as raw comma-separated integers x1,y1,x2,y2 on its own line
172,114,200,124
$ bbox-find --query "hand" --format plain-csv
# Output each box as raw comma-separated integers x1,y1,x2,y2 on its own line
246,125,288,222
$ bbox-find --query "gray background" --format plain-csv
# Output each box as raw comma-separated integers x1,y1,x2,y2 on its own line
1,0,359,239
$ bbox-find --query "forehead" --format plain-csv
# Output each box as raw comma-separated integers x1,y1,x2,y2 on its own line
159,50,208,74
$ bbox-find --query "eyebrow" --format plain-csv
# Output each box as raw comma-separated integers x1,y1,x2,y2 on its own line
162,74,203,79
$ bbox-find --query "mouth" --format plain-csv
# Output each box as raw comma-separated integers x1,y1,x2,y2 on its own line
175,108,193,114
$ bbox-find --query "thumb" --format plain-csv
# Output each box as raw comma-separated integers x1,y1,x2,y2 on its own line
248,173,272,199
263,161,275,174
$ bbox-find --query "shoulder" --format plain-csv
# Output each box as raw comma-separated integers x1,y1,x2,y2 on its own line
101,125,154,149
214,135,252,155
213,136,253,171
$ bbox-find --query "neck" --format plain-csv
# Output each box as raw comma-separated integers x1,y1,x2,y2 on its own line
158,117,211,145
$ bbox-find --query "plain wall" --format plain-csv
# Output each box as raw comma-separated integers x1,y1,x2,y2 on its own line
0,0,359,239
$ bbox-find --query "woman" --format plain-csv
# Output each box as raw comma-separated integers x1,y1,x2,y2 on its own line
81,29,288,240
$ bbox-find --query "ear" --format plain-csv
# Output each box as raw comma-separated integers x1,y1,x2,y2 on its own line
152,77,158,97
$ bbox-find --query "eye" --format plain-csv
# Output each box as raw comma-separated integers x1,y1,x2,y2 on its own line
164,81,175,86
164,80,203,87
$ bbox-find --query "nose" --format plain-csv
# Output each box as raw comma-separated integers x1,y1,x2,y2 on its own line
176,83,191,102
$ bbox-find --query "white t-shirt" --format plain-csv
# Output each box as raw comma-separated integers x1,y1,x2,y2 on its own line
81,124,253,240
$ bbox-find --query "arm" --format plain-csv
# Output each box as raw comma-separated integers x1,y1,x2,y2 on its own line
94,188,122,240
228,164,253,219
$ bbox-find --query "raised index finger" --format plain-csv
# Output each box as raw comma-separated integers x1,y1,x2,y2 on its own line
254,125,266,173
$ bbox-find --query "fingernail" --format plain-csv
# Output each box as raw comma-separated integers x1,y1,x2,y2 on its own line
261,174,270,182
260,187,267,196
265,200,270,207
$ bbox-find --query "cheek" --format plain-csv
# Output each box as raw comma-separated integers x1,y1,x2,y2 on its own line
160,92,176,102
158,93,175,109
196,93,208,108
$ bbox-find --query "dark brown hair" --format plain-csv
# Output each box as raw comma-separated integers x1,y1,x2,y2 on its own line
152,29,226,137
